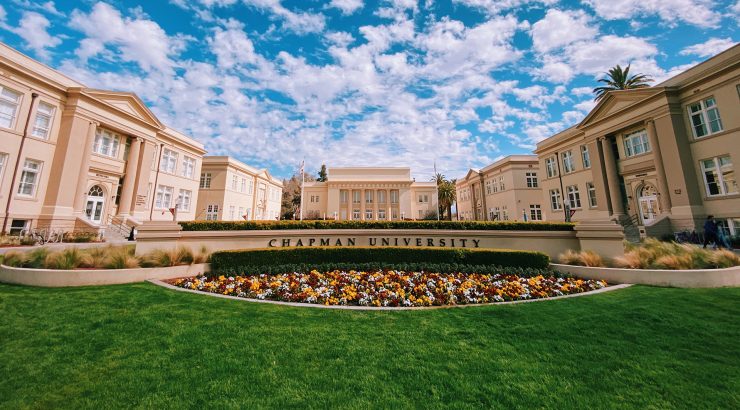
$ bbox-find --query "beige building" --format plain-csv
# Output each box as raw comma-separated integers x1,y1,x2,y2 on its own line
0,43,205,238
456,155,543,222
534,44,739,238
302,167,438,220
196,156,283,221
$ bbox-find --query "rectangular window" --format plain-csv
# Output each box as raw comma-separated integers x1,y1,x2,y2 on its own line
231,175,238,190
526,172,538,188
378,190,386,204
390,190,399,204
418,194,429,203
31,101,55,139
245,208,251,220
352,209,360,220
177,189,191,211
206,204,219,221
545,157,557,178
0,153,7,181
240,177,246,192
529,205,542,221
248,180,254,194
499,176,505,191
689,97,723,138
0,86,22,129
581,145,591,168
492,179,498,193
229,205,236,220
9,219,29,236
155,185,174,209
550,188,562,211
238,207,245,220
502,205,508,221
340,190,348,204
353,191,361,204
701,156,737,196
562,150,575,173
378,209,386,220
566,185,582,209
623,130,650,157
17,159,42,197
199,173,211,189
365,209,373,220
93,129,121,158
365,190,373,203
181,156,195,178
160,148,178,173
586,182,597,207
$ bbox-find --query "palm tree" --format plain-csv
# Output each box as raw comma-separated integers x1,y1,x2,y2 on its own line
437,181,456,221
593,64,653,101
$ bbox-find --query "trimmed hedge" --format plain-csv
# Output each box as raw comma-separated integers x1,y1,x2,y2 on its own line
210,247,550,274
181,220,575,232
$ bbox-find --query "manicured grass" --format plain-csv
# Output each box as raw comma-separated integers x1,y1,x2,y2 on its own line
1,283,739,409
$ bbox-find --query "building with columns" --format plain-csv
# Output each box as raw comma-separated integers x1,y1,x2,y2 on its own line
0,42,205,238
455,155,543,222
195,156,283,221
534,44,739,238
302,167,438,220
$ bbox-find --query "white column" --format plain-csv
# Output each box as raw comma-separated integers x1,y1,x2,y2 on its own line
73,121,98,213
117,137,143,216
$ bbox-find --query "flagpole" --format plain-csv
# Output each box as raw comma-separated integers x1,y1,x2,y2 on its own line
299,159,305,221
434,161,440,221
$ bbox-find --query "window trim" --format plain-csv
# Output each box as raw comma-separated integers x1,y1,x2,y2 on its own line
700,155,737,197
31,101,55,140
688,97,723,139
0,85,23,130
17,159,42,198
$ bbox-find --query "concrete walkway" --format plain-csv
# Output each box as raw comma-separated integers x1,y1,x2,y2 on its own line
150,280,632,311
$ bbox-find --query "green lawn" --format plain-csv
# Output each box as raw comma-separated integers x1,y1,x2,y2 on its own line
1,283,739,409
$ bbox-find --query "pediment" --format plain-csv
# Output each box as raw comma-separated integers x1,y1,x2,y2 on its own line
83,89,164,129
578,88,665,129
461,169,481,182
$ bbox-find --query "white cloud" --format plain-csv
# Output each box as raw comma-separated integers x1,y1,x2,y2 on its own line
584,0,723,28
208,19,258,69
12,0,65,17
69,2,189,72
452,0,557,15
563,34,658,76
530,9,598,53
680,37,737,58
5,11,61,59
329,0,363,15
244,0,326,34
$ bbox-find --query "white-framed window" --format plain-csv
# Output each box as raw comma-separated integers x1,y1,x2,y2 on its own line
688,97,723,138
586,182,597,207
545,157,557,178
0,153,7,180
155,185,174,209
701,156,737,197
231,175,238,190
206,204,219,221
562,150,575,173
378,190,386,203
526,172,538,188
486,180,493,195
160,148,178,173
177,189,192,211
9,219,29,236
566,185,582,209
0,86,22,129
491,179,498,193
93,129,121,158
498,176,505,191
529,204,542,221
623,130,650,157
238,207,245,220
199,172,211,189
549,188,562,211
31,101,55,139
502,205,508,221
390,190,399,204
340,190,348,204
353,190,361,204
378,209,386,220
245,207,251,220
181,156,195,178
240,177,246,193
352,209,361,220
17,159,42,197
366,209,373,220
418,194,428,203
229,205,236,220
248,180,254,194
366,191,374,203
581,145,591,168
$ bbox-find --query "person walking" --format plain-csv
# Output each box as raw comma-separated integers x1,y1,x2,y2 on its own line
703,215,719,249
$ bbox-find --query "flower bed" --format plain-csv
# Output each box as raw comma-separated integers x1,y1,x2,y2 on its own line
168,270,607,307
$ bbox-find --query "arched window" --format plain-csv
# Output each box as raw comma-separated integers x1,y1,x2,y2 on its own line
88,185,104,197
639,185,657,197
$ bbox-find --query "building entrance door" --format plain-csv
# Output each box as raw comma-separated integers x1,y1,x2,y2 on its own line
638,185,659,225
85,185,105,224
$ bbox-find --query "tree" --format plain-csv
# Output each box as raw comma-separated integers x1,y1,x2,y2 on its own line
432,173,456,220
317,164,328,182
593,64,653,101
280,168,316,219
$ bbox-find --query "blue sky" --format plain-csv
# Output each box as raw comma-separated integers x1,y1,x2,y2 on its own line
0,1,737,179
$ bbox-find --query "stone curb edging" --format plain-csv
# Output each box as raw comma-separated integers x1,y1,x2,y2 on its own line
0,263,208,287
551,263,740,288
148,279,632,311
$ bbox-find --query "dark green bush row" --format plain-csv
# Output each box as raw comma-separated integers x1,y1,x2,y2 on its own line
213,262,558,278
180,220,574,232
210,247,550,274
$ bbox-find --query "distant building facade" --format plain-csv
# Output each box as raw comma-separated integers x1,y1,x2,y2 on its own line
455,155,543,221
534,44,739,238
302,167,438,220
196,156,283,221
0,43,205,238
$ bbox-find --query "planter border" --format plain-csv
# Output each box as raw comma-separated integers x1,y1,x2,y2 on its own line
551,263,740,288
150,279,631,310
0,263,208,287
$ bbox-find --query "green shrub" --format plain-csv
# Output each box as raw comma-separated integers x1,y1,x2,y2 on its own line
44,248,90,270
140,246,194,267
2,251,27,267
105,247,140,269
210,247,549,275
19,236,36,246
63,232,98,243
180,220,575,232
